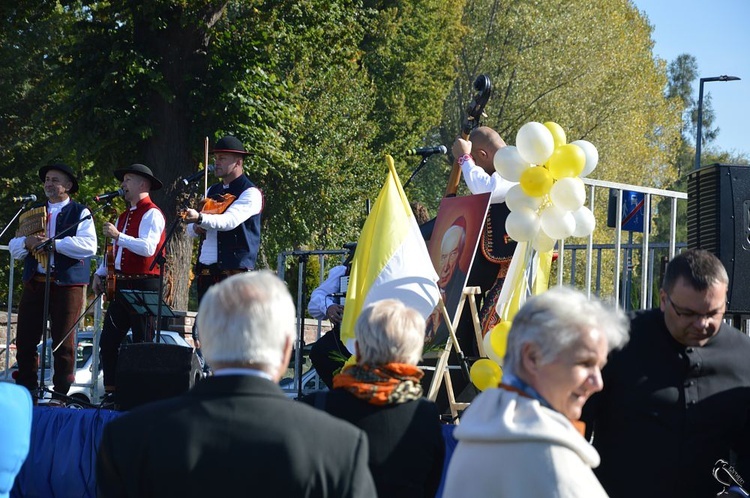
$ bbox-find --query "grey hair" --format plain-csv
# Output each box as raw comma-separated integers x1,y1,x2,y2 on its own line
503,286,629,374
355,299,425,366
198,270,295,370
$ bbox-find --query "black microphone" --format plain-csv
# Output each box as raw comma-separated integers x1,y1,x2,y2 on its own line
12,194,37,203
93,189,125,203
404,145,448,156
330,292,347,298
181,164,215,185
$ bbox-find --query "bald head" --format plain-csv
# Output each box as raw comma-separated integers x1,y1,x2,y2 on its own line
469,126,506,175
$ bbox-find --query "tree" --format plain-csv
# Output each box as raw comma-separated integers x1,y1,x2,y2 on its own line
0,0,464,311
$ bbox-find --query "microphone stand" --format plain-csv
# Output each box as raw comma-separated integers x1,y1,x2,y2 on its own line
33,202,108,404
403,154,431,189
0,200,35,241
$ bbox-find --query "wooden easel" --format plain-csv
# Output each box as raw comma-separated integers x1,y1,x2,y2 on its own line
426,286,484,423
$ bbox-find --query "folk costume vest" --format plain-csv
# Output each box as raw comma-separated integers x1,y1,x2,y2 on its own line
201,175,261,270
22,201,91,285
115,197,165,276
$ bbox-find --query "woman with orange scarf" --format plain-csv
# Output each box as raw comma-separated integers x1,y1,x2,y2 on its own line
303,299,445,498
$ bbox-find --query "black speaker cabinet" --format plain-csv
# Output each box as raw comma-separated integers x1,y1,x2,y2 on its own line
116,342,202,410
687,163,750,314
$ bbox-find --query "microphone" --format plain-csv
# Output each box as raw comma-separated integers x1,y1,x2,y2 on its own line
404,145,448,156
12,194,37,203
182,164,215,185
93,189,125,203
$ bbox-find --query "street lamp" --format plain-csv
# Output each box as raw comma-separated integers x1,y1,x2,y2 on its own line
694,75,741,170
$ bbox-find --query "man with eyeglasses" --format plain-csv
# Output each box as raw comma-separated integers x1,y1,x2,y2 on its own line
582,249,750,497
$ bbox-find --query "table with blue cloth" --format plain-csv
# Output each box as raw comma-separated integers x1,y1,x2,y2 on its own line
11,407,458,497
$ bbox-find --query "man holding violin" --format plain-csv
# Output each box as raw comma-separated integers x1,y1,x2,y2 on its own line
183,135,263,303
93,163,165,398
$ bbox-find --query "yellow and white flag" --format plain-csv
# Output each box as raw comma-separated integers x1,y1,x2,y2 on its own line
340,155,441,352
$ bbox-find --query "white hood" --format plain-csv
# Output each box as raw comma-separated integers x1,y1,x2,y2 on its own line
454,387,601,468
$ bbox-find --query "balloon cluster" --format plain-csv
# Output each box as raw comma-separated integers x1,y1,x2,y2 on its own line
495,121,599,251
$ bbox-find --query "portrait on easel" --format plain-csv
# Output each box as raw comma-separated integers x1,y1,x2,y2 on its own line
425,193,491,347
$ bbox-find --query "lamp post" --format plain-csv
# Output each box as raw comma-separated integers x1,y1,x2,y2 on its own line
694,75,741,170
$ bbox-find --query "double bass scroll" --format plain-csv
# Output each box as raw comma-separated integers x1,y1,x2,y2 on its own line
444,74,492,197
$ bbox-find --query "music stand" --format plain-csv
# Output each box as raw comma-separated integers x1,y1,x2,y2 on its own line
118,289,176,342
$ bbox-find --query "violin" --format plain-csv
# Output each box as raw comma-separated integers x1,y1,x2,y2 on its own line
445,75,492,197
102,206,118,301
179,193,237,223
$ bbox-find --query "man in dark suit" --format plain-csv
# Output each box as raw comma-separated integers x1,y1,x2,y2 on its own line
96,271,376,498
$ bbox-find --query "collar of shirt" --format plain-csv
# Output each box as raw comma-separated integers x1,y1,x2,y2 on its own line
212,367,274,382
502,371,553,411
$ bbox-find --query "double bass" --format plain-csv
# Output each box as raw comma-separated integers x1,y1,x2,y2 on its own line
444,74,492,197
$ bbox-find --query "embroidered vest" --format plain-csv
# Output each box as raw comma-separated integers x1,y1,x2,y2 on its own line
22,201,92,285
202,175,262,270
116,197,165,275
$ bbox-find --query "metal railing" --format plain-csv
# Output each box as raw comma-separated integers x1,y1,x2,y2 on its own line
2,177,689,392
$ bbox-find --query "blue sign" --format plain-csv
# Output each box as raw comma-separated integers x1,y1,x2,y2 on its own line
607,189,645,233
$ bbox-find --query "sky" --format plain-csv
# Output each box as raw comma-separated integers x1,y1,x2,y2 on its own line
630,0,750,160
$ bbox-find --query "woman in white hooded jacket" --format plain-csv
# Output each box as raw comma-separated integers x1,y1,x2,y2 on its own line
442,286,629,497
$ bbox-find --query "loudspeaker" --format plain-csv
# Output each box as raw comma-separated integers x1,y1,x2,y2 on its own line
687,163,750,314
116,343,202,410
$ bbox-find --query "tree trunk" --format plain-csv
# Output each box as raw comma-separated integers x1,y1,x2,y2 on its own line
130,2,228,311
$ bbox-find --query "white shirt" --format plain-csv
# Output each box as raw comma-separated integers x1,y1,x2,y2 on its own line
95,205,166,276
307,265,347,319
460,157,516,204
187,185,263,265
9,198,97,273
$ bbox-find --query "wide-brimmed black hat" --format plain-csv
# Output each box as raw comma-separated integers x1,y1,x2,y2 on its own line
38,163,79,194
114,163,163,191
212,135,249,155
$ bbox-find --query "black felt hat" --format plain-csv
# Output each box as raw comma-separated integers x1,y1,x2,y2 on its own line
114,163,163,191
38,163,79,194
212,136,249,155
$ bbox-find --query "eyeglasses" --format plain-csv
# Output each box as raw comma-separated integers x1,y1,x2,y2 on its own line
665,294,725,321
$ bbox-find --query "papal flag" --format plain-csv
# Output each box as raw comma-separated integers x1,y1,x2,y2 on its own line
340,155,441,353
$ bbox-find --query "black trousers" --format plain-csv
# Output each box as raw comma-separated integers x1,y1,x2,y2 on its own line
99,277,161,389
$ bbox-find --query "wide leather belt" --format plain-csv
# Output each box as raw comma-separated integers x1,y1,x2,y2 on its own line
115,273,158,280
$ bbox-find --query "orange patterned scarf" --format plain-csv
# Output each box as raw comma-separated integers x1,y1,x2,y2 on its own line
333,363,424,405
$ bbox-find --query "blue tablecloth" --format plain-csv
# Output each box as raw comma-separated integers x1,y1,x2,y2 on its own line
12,407,121,498
11,406,458,497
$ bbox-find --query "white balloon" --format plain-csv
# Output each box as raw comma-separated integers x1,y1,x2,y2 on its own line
571,206,596,237
505,207,541,242
505,184,543,212
483,332,504,365
494,146,530,182
532,230,557,253
550,177,586,212
516,122,555,165
571,140,599,177
540,205,575,240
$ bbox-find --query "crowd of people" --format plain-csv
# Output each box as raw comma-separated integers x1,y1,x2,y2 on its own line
7,129,750,498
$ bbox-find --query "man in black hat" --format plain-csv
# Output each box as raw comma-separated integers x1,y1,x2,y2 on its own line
9,163,98,399
183,135,263,302
92,164,166,397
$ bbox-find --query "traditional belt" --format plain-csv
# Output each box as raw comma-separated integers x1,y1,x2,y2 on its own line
198,267,251,277
115,273,158,280
32,273,55,283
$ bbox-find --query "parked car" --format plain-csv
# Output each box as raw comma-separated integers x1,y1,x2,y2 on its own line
279,366,327,399
1,329,192,406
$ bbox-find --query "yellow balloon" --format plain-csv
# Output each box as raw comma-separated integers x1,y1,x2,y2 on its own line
544,121,567,149
547,143,586,179
470,358,502,391
489,321,512,361
519,166,553,197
